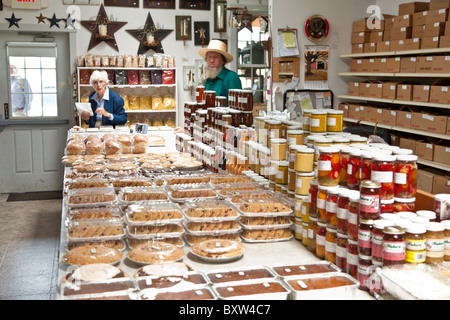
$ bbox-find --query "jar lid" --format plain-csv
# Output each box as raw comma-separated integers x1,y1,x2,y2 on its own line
336,145,352,153
361,180,381,189
350,136,368,142
416,210,436,219
393,148,413,155
297,147,315,154
384,226,405,234
278,161,289,167
295,194,309,200
326,109,344,115
333,137,351,144
302,110,312,114
380,213,401,221
349,149,362,157
435,193,450,201
381,198,395,204
310,109,327,115
287,126,303,130
222,114,231,118
372,155,396,162
426,222,445,232
397,211,417,220
441,220,450,229
394,197,416,203
409,216,430,225
348,190,360,201
270,138,287,144
266,120,282,125
374,219,394,229
318,185,340,191
337,188,350,197
287,130,304,134
395,155,418,162
359,254,372,260
296,171,315,177
406,223,426,234
318,146,340,153
228,109,241,114
359,218,375,224
196,85,205,88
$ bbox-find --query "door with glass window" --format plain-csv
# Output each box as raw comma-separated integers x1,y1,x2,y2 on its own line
0,30,74,193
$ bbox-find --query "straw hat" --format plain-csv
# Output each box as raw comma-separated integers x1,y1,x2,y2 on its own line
198,39,234,64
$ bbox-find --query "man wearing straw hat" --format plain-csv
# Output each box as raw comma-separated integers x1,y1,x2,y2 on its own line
198,39,242,99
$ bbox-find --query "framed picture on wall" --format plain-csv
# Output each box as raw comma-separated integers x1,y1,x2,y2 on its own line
194,22,209,47
143,0,175,9
175,16,192,41
63,0,100,4
104,0,139,8
179,0,210,10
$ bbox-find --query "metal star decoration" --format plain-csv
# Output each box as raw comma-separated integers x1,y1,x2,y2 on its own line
6,13,22,29
47,13,62,29
64,14,76,29
36,13,46,24
80,4,127,52
126,12,173,55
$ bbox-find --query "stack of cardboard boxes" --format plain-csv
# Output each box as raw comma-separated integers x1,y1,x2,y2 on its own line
352,0,450,53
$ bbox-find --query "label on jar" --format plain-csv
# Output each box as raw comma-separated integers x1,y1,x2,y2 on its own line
336,245,347,258
287,137,296,145
406,238,426,251
394,172,407,185
371,171,393,183
359,194,380,213
276,171,284,180
308,228,315,239
347,252,358,265
358,229,373,249
295,201,302,211
317,197,326,209
296,177,303,189
326,201,337,213
310,118,320,128
325,241,336,253
372,234,383,258
383,240,406,262
405,250,426,263
347,164,353,175
348,211,358,224
358,263,371,288
337,207,348,219
426,239,445,252
327,117,337,127
318,160,332,171
316,234,325,247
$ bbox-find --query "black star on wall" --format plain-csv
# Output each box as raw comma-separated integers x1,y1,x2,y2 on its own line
6,13,21,29
126,12,173,55
47,13,62,29
80,4,127,52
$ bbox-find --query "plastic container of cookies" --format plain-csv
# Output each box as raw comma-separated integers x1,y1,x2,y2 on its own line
184,229,241,246
65,178,112,192
167,184,218,203
211,279,290,300
240,225,293,243
111,177,153,191
239,215,293,229
67,187,117,208
184,219,241,234
162,175,211,186
209,175,254,188
235,198,294,217
67,219,125,242
127,236,185,249
214,182,264,198
182,200,239,220
68,206,122,222
126,241,185,266
124,203,184,225
66,239,127,253
118,187,169,204
126,223,185,239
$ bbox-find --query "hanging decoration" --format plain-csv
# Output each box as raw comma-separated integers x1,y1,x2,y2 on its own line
80,4,127,52
36,13,46,24
126,12,173,55
104,0,138,8
64,14,76,29
47,13,62,28
5,13,21,29
194,21,209,47
304,15,329,42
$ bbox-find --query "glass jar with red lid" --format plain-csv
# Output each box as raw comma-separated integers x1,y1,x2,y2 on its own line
360,152,376,183
383,226,406,266
393,197,416,213
348,190,360,241
347,239,359,277
359,180,381,220
318,146,341,186
371,155,396,200
358,218,374,256
326,187,340,228
347,149,361,190
308,180,319,219
394,155,418,198
337,188,350,234
336,232,348,271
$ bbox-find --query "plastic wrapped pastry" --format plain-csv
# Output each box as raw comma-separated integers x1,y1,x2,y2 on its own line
139,96,151,110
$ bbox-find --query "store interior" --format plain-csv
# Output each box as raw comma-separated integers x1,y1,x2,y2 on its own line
0,0,449,301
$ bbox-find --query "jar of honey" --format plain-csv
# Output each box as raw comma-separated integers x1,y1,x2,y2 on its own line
216,96,227,107
204,90,216,108
405,223,427,264
267,120,282,147
229,109,242,127
295,147,315,173
196,85,205,103
287,130,304,146
275,160,289,185
302,110,311,131
270,139,287,161
310,109,327,133
240,90,253,111
326,109,344,132
295,172,315,196
241,111,253,127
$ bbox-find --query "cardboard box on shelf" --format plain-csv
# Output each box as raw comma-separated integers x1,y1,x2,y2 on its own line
439,35,450,47
424,22,446,37
353,19,370,33
352,32,371,44
433,175,450,194
416,56,434,73
425,8,449,24
434,144,450,166
364,42,377,53
359,59,371,72
369,82,384,98
431,55,450,72
348,81,360,96
397,108,413,127
382,109,398,125
370,107,384,123
358,82,371,97
447,117,450,135
350,59,360,72
390,26,413,41
386,57,402,72
357,105,371,121
399,2,430,15
404,37,422,50
418,169,436,193
390,39,406,51
376,41,391,52
400,57,417,73
413,11,429,26
412,25,426,37
421,113,448,134
430,80,450,103
382,82,400,99
430,0,450,11
372,58,388,73
397,84,414,100
348,104,361,119
421,36,440,48
370,31,384,43
412,84,431,101
338,103,349,118
415,140,435,161
352,44,364,54
399,137,416,151
393,14,414,28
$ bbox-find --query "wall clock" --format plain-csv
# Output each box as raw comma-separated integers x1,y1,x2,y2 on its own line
304,15,329,42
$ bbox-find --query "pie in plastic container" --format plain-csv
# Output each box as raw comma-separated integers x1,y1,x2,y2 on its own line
190,239,245,263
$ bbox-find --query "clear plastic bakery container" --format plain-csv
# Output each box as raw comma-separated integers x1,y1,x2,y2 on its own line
124,203,184,225
379,263,450,300
163,175,211,186
282,272,359,300
66,219,125,242
118,187,169,204
226,189,276,204
67,187,117,208
271,261,341,278
167,184,218,203
212,279,290,300
66,239,127,253
182,200,239,220
126,222,185,239
235,197,293,217
135,272,209,291
67,206,122,222
205,267,277,285
240,225,293,243
184,220,240,234
65,178,112,193
239,216,293,229
126,236,185,249
209,175,254,188
60,278,136,298
215,182,264,198
111,177,153,190
138,287,217,300
61,291,137,300
184,229,241,246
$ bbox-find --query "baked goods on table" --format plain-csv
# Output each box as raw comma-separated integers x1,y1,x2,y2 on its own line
206,267,276,284
67,187,116,206
67,220,125,240
63,263,128,283
127,241,185,264
238,199,292,214
119,187,168,202
68,207,121,221
191,239,245,259
241,228,293,242
184,201,238,218
62,244,123,265
134,262,193,278
125,203,183,223
140,288,215,300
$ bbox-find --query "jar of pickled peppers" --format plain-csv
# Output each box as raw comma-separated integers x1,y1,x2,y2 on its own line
393,197,416,213
336,232,348,271
326,187,340,228
371,155,396,201
337,188,350,234
318,146,340,186
348,190,360,241
338,145,352,186
360,152,375,183
394,155,418,198
308,179,319,219
325,227,337,263
316,221,327,259
317,185,339,224
347,149,362,190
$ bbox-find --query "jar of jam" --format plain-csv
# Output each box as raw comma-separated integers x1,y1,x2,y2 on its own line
347,149,362,190
302,110,311,131
393,197,416,213
316,221,327,259
382,226,406,266
372,220,394,264
275,161,289,185
302,198,309,223
358,219,374,256
434,194,450,222
360,152,375,183
216,96,227,108
405,223,427,264
381,199,395,214
295,172,315,196
358,254,372,291
287,130,304,146
359,180,381,220
347,239,359,277
394,155,418,199
222,114,232,128
242,111,253,127
270,139,287,161
310,109,327,133
371,155,396,200
288,169,297,192
317,185,339,224
337,188,350,234
338,145,352,186
326,109,344,132
229,109,242,128
325,227,337,263
442,221,450,262
348,191,360,241
196,85,205,103
318,146,340,186
308,217,318,253
425,222,445,264
241,90,253,111
308,180,319,219
204,90,216,108
336,232,348,271
326,187,340,228
302,222,309,246
295,147,315,173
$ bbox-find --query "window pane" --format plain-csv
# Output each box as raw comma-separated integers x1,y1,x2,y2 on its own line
9,57,24,69
28,93,42,117
41,57,56,69
42,69,57,93
43,94,58,117
25,57,41,69
25,69,43,93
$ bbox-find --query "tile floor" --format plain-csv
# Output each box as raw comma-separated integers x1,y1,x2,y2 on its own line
0,194,61,300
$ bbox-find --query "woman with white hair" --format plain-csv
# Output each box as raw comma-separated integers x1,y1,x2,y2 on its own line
81,70,127,128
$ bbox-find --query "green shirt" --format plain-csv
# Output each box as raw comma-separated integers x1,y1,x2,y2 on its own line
204,67,242,100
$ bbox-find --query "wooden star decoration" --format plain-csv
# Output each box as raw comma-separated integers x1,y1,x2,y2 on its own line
36,13,46,24
80,4,127,52
126,12,173,55
47,13,62,29
6,13,22,29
